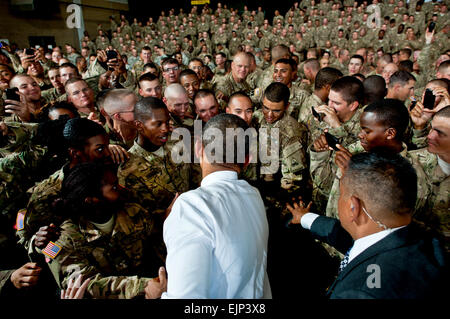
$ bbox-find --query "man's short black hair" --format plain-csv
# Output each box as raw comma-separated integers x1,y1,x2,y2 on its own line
264,82,290,106
350,54,364,64
363,75,387,105
342,151,417,217
59,62,79,75
189,57,204,66
0,63,15,74
138,72,159,88
398,60,414,73
215,52,227,59
314,67,343,90
364,98,410,141
434,105,450,119
399,48,412,58
161,57,179,68
330,76,364,105
202,113,251,168
180,68,198,79
194,89,216,104
134,96,168,122
388,70,416,88
275,58,298,72
142,46,152,51
229,91,252,106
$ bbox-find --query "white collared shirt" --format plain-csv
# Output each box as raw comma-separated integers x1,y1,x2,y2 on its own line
301,213,405,263
161,170,271,299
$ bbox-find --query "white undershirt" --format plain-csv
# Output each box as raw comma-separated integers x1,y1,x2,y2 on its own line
437,156,450,176
91,215,115,234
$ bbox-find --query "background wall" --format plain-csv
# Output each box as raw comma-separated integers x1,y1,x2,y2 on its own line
0,0,128,49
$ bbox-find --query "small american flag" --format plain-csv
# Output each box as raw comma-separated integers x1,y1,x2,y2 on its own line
15,210,26,230
42,241,62,259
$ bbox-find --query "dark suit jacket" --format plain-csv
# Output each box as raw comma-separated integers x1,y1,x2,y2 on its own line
310,216,448,299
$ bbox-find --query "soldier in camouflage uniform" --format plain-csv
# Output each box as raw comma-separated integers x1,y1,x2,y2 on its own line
215,52,253,103
271,58,310,120
410,107,450,252
131,46,153,80
253,82,309,210
305,76,364,148
256,45,290,93
41,66,65,104
40,163,163,298
16,118,112,250
117,97,192,217
324,103,412,216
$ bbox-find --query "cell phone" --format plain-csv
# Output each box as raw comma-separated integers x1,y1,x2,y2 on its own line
423,88,435,110
409,100,417,111
35,45,40,49
428,22,436,33
5,88,20,101
325,132,340,151
312,106,324,122
106,50,118,61
25,48,34,55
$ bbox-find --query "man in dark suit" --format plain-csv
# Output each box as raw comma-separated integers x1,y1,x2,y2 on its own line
287,152,448,298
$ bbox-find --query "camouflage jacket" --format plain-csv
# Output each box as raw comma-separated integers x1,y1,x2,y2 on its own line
118,141,191,215
410,149,449,251
253,110,309,192
308,106,364,149
44,203,163,299
215,72,252,101
16,165,67,249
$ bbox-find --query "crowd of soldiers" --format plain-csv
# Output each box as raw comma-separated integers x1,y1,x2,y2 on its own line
0,0,449,299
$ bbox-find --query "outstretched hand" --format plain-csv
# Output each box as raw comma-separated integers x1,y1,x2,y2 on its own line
286,197,312,225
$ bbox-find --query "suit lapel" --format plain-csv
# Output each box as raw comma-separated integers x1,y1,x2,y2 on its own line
326,225,414,297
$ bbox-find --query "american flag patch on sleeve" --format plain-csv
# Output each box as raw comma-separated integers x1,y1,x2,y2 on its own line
15,210,26,230
42,241,62,259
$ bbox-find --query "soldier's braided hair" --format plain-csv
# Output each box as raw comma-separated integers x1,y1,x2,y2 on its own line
63,118,106,150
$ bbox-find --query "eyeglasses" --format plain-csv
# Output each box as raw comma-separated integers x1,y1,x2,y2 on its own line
163,66,179,73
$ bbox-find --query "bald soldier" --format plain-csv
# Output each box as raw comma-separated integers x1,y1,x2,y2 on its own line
163,83,194,131
214,52,252,103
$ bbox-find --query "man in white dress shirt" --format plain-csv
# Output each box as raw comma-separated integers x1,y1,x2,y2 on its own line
145,113,271,299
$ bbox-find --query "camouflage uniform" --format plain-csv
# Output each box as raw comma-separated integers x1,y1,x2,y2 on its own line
44,202,163,299
214,71,252,101
256,64,274,93
287,84,310,121
307,106,363,149
325,143,417,219
117,141,191,215
253,110,309,198
132,59,145,79
297,93,324,128
41,87,64,104
410,149,450,252
16,165,67,250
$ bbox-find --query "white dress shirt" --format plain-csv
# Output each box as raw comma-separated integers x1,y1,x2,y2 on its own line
161,170,271,299
301,213,405,263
